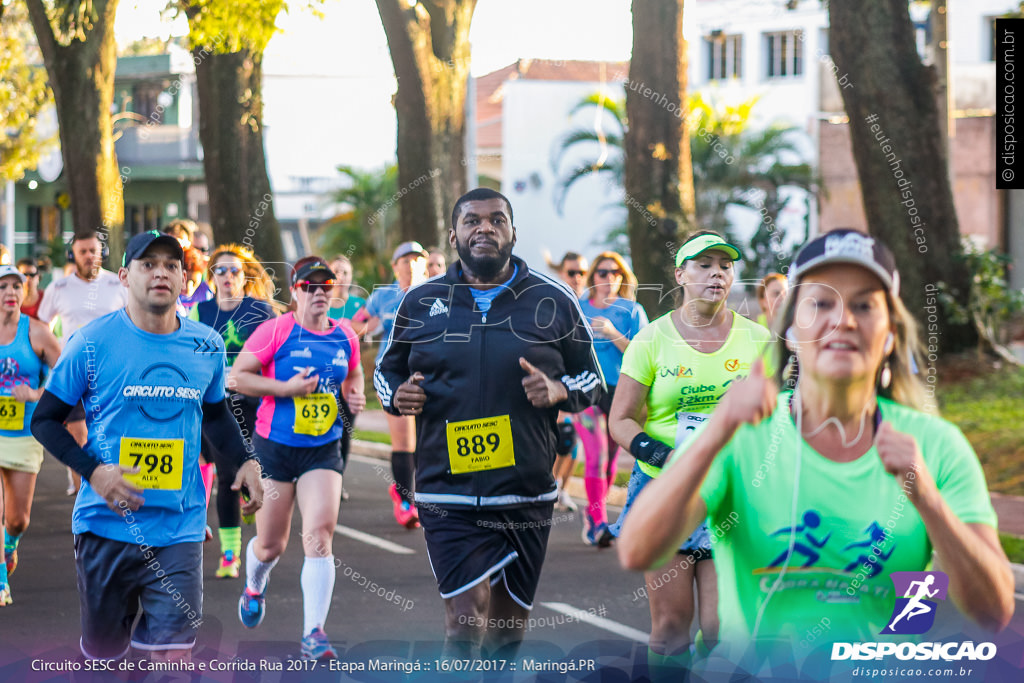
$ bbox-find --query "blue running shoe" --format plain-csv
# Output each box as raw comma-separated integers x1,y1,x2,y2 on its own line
238,587,265,628
300,628,337,660
581,513,597,546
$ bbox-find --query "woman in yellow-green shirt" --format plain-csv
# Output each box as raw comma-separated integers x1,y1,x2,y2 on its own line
608,232,771,671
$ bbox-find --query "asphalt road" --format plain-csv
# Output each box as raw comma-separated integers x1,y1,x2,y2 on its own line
3,454,1024,683
0,453,654,682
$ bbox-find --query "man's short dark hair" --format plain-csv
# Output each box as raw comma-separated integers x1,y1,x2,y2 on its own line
451,188,514,230
74,230,102,243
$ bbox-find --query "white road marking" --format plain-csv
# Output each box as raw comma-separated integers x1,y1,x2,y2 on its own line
541,602,649,643
334,525,416,555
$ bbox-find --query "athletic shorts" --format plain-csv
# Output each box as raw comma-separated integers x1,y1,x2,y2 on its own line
74,532,202,659
609,461,713,560
0,435,45,474
597,383,616,415
418,502,554,609
254,434,345,482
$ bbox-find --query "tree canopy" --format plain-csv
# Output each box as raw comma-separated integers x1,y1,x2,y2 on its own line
0,2,55,183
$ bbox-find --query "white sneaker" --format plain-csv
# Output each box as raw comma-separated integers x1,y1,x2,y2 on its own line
557,488,577,512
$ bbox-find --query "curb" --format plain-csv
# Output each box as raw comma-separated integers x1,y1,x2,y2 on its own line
1012,563,1024,595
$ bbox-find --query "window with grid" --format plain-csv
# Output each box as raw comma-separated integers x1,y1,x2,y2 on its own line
706,34,743,81
765,30,804,78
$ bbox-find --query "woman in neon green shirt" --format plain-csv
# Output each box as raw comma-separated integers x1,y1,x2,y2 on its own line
619,229,1013,671
608,231,771,673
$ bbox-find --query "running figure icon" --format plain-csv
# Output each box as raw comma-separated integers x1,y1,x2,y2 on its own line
768,510,831,568
887,574,939,631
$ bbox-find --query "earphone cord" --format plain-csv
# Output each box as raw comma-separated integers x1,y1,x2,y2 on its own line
800,405,873,448
751,387,803,642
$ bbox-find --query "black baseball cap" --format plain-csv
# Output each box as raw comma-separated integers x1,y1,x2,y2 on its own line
291,259,335,286
122,230,185,268
788,228,900,296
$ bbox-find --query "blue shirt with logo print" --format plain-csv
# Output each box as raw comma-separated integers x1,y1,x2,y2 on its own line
45,309,227,546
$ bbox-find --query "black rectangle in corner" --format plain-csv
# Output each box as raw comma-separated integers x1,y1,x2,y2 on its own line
997,18,1024,189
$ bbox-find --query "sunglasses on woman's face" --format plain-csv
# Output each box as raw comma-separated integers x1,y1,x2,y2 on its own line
594,269,621,278
21,271,39,277
296,279,336,292
212,265,242,276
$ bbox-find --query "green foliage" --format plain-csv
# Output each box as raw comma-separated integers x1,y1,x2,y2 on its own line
550,91,818,280
937,241,1024,363
0,2,56,182
353,429,392,445
48,0,99,43
319,163,400,294
688,93,818,282
177,0,322,54
940,365,1024,493
120,36,182,57
1000,533,1024,564
549,91,626,212
178,0,285,54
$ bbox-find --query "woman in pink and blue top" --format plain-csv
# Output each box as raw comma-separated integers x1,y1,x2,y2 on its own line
229,256,366,660
578,251,648,546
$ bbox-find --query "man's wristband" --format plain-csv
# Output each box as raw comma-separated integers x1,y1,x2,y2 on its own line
630,432,673,469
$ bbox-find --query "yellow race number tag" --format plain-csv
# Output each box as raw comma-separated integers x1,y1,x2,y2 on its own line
446,415,515,474
119,438,185,490
293,393,339,437
0,397,24,431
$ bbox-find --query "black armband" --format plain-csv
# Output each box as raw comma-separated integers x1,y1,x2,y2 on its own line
202,399,258,468
630,432,673,469
30,391,104,481
555,419,576,456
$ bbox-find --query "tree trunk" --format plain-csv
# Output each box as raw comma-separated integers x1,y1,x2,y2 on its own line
192,49,287,297
25,0,124,259
624,0,696,317
375,0,475,249
829,0,974,350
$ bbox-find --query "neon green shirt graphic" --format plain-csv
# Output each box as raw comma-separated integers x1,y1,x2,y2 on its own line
618,310,772,477
669,392,997,651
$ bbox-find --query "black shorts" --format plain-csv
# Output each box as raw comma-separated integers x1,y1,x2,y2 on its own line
597,383,616,415
418,503,554,610
255,434,345,482
74,532,202,659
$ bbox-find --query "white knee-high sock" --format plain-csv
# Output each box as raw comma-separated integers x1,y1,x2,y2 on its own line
246,537,279,594
301,555,336,635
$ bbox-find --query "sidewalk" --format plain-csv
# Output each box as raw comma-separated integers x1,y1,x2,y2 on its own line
352,410,1024,591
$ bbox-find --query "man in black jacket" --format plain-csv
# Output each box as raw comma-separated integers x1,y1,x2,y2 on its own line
375,188,603,659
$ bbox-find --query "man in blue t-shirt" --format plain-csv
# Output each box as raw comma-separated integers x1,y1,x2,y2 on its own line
30,231,264,663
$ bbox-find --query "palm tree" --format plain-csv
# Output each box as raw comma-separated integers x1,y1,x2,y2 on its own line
320,163,399,291
551,92,820,280
549,92,626,213
688,93,821,279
